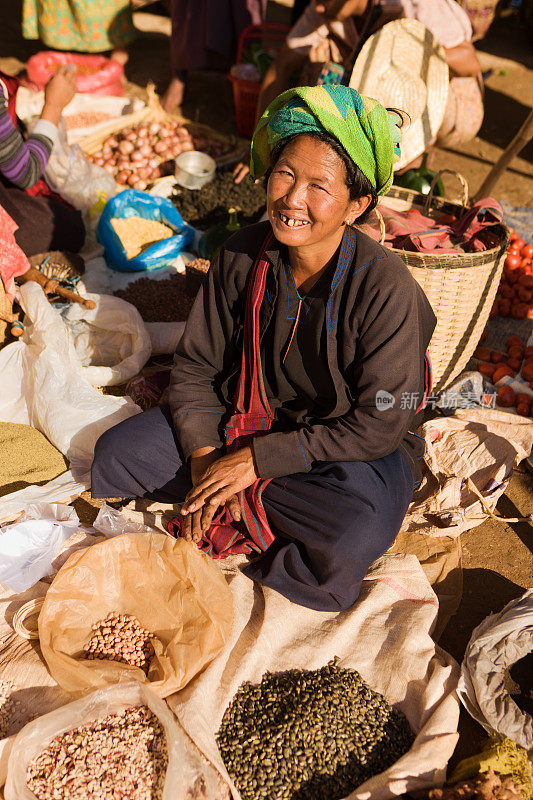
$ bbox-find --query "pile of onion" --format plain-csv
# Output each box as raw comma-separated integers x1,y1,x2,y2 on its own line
87,120,227,190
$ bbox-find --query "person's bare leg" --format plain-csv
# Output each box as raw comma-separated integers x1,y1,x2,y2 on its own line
161,71,186,113
111,46,129,65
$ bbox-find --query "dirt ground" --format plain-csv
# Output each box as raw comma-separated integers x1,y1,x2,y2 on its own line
1,0,532,772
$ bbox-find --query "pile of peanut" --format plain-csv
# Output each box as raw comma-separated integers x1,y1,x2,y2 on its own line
83,612,155,673
27,705,167,800
110,217,174,260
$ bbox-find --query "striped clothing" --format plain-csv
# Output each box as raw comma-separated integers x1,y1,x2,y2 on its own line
0,84,53,190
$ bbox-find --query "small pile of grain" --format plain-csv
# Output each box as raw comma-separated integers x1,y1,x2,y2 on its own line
111,217,175,260
26,705,168,800
185,257,211,294
114,272,194,322
0,422,68,497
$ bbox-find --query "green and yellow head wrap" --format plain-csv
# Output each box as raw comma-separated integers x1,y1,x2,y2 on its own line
249,85,401,196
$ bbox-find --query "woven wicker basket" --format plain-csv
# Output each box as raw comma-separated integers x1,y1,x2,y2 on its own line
372,171,509,394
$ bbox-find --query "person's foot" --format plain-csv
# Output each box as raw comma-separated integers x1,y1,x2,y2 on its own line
161,73,186,113
111,46,129,66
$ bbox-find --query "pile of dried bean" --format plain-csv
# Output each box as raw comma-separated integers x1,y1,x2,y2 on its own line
171,171,266,230
87,121,230,190
114,272,194,322
217,658,415,800
26,705,167,800
83,612,155,673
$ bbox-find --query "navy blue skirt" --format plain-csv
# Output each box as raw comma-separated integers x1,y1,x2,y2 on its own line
91,404,414,612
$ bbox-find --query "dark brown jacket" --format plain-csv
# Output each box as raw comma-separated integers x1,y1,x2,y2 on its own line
170,221,436,481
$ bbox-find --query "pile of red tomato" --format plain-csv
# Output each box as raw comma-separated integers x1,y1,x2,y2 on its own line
474,335,533,415
490,232,533,320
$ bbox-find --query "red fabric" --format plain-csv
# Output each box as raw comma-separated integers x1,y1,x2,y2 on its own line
0,205,30,301
168,232,277,558
0,70,21,126
362,198,503,253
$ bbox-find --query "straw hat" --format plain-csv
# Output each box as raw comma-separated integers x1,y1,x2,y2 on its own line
350,19,449,170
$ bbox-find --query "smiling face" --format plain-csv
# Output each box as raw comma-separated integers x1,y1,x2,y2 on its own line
267,134,370,255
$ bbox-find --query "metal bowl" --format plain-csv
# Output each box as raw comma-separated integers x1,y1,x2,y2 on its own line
174,150,216,190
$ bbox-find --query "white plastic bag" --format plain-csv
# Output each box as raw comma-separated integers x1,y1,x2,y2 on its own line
0,505,79,593
93,503,153,537
4,682,221,800
44,119,117,216
458,590,533,749
57,292,151,386
0,283,140,519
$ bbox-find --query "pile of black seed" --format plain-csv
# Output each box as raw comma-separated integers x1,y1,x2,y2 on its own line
217,658,414,800
114,273,194,322
171,170,266,230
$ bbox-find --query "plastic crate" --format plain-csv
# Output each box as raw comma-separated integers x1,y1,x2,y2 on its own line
229,23,289,138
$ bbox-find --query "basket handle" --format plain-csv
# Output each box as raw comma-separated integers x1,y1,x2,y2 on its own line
236,24,290,64
373,206,386,245
423,169,469,215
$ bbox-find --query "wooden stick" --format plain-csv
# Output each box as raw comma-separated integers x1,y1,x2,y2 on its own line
54,285,97,309
0,309,15,324
474,108,533,201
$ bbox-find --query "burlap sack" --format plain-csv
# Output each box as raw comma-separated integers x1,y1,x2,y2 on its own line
458,590,533,750
167,553,460,800
403,409,533,538
38,532,233,698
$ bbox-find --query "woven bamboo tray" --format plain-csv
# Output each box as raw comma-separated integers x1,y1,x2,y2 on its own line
78,84,248,169
372,171,509,394
0,277,13,346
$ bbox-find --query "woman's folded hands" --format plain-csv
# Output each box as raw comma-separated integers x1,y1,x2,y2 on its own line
181,446,259,542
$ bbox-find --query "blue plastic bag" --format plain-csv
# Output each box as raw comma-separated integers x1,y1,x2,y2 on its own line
97,189,194,272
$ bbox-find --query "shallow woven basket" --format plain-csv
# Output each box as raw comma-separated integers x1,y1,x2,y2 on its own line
78,83,246,168
371,170,509,394
0,276,13,346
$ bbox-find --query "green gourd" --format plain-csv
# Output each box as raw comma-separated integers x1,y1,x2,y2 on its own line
395,153,444,196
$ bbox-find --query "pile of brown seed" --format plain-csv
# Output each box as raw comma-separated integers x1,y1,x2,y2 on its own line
114,272,194,322
83,612,155,673
217,658,415,800
27,705,167,800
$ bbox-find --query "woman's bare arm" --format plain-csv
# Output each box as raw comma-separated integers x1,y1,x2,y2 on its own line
444,41,481,77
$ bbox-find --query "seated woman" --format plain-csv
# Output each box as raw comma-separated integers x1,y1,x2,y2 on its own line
91,86,436,613
234,0,482,182
0,66,85,257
